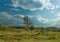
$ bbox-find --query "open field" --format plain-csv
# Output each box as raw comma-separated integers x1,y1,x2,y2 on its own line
0,28,60,42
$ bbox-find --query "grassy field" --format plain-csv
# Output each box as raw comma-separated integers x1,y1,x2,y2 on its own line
0,28,60,42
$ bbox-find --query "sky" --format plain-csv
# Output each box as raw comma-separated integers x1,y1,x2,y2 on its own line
0,0,60,27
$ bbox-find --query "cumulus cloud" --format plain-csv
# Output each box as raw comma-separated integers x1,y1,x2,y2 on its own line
55,5,60,8
0,12,34,26
49,12,60,27
12,0,42,11
38,0,55,10
33,14,60,27
11,0,55,11
0,12,60,27
50,17,60,27
56,12,60,17
0,12,14,20
0,12,25,26
36,15,48,23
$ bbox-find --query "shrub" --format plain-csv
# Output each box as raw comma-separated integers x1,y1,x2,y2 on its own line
29,26,34,30
47,34,56,39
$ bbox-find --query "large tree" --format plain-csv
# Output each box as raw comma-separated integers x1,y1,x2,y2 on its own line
23,16,34,30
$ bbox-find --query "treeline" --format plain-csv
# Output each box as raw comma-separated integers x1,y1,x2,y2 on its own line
0,23,60,32
0,24,8,30
35,27,60,32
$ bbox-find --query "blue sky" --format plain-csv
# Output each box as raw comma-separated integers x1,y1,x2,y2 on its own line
0,0,60,27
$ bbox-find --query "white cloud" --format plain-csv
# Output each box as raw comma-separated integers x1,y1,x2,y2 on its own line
12,0,20,7
0,12,25,25
36,15,48,23
0,12,60,27
49,12,60,27
11,0,55,11
0,12,35,26
56,12,60,17
56,5,60,8
12,0,42,11
0,12,14,20
14,14,24,18
38,0,55,10
33,14,60,27
50,17,60,27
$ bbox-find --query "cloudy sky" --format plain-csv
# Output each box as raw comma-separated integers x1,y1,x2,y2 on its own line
0,0,60,27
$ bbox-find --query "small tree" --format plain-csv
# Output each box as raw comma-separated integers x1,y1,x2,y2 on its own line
29,26,34,30
23,16,34,31
23,16,29,30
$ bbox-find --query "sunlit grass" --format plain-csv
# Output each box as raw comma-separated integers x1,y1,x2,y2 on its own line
0,28,60,42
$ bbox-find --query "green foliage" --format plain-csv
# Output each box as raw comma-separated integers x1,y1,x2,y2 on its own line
0,23,8,30
47,34,56,39
29,26,34,30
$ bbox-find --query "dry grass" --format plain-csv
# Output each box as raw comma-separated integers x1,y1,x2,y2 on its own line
0,28,60,42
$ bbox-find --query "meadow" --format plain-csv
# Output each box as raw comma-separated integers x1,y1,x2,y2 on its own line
0,27,60,42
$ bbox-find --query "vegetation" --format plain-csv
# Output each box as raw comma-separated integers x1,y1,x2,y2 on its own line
0,24,60,42
0,16,60,42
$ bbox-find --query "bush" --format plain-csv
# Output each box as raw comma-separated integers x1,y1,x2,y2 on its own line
47,34,56,39
29,26,34,30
